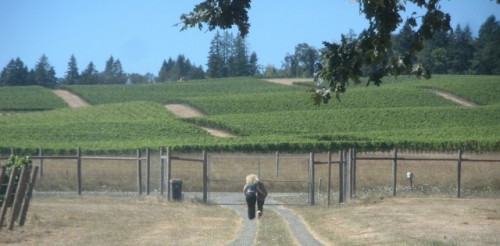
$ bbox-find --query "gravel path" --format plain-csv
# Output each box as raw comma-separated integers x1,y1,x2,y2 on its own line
211,193,323,246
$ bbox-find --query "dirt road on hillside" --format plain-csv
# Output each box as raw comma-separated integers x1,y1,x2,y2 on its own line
264,78,313,86
429,88,478,107
263,79,478,107
165,103,234,138
53,89,89,108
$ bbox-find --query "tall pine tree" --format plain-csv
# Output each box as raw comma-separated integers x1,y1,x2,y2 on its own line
33,55,57,87
64,55,79,84
207,31,225,78
448,24,474,74
473,15,500,75
0,58,30,86
80,62,99,84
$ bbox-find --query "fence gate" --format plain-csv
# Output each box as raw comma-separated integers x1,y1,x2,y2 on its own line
207,153,312,205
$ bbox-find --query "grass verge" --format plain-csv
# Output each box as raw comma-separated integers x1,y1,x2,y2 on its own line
0,194,239,246
255,208,298,245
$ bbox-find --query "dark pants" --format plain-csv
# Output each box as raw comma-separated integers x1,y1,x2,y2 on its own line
257,198,265,214
245,192,257,220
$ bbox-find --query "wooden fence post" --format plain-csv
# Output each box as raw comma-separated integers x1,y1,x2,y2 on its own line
392,148,398,197
308,152,315,206
352,148,357,197
276,151,280,177
327,151,332,206
0,166,5,193
203,150,208,203
137,149,142,196
77,148,82,196
457,150,462,198
19,166,38,226
0,168,17,231
160,147,165,196
146,148,150,195
257,157,261,178
8,166,30,230
166,147,171,201
38,147,43,179
338,150,344,204
345,149,351,200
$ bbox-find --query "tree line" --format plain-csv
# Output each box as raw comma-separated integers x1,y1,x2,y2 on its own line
1,15,498,87
0,54,207,86
263,15,500,78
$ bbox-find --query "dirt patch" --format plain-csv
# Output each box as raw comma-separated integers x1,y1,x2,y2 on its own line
52,89,89,108
427,88,478,107
202,127,235,138
165,104,204,118
264,78,313,86
165,104,234,138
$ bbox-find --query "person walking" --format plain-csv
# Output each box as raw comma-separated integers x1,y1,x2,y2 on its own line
255,177,268,219
243,174,258,220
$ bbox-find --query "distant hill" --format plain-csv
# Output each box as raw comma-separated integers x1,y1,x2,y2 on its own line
0,75,498,153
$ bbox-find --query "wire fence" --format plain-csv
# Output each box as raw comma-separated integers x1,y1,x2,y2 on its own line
1,148,499,206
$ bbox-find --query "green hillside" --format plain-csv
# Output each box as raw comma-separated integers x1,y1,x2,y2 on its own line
0,86,68,111
0,75,499,153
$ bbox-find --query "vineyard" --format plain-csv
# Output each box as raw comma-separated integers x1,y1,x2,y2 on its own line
0,75,499,153
0,86,67,112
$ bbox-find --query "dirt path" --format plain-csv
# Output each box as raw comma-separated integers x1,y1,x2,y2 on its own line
428,88,478,107
262,79,478,107
52,89,89,108
211,193,323,246
264,78,313,86
165,104,235,138
165,104,204,118
50,90,234,138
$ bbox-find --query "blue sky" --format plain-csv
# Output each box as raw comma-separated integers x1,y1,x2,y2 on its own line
1,0,499,78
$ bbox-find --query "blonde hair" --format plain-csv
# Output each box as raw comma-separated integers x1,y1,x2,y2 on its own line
245,174,257,185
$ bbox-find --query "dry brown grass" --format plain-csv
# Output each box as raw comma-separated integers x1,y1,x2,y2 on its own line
0,195,239,245
290,197,500,245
